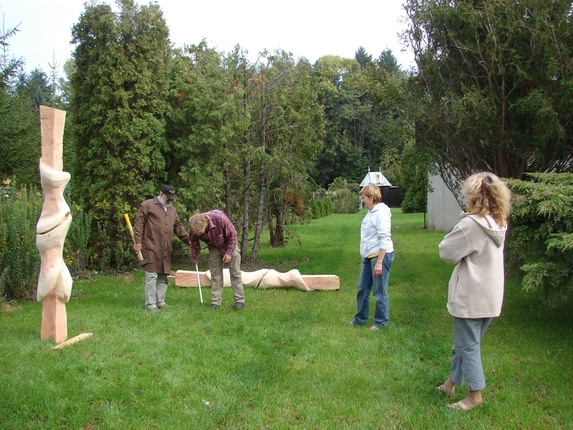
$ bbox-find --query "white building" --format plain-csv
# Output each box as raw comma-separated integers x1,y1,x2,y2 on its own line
359,171,392,187
427,173,463,232
359,170,402,208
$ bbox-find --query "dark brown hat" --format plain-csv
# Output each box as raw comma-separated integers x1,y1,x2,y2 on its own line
160,185,177,200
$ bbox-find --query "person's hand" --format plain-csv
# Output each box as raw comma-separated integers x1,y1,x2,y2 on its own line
134,243,142,255
374,261,383,277
222,254,232,264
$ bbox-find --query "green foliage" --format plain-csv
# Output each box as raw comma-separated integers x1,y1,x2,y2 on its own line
505,173,573,306
164,43,236,213
377,49,400,73
64,201,92,275
309,198,332,219
326,177,359,214
70,0,171,265
16,68,54,112
398,140,429,213
0,186,42,299
329,188,360,214
313,51,413,190
355,46,373,68
327,176,359,193
0,86,40,187
405,0,573,187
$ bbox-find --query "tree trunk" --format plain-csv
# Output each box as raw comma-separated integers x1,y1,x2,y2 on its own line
240,159,251,262
270,203,285,247
224,166,232,219
250,173,266,261
268,210,275,246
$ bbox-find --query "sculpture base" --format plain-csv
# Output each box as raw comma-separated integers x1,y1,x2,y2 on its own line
40,293,67,343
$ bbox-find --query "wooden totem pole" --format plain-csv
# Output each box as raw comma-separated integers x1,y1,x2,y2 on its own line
36,106,73,343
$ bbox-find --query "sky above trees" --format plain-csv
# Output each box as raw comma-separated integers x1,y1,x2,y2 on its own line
1,0,415,75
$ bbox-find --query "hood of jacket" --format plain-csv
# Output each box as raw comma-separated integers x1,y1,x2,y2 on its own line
465,213,507,247
369,202,391,216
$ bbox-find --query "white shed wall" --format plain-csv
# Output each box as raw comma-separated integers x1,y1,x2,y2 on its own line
427,173,463,232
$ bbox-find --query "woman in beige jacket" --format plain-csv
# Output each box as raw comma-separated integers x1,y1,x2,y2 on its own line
437,172,511,411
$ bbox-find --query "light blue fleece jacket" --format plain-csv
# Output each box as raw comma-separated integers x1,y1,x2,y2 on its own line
360,202,394,258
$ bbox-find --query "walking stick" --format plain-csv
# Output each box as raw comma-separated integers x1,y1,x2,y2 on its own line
195,264,204,304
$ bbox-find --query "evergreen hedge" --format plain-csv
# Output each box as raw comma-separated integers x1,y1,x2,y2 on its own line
309,198,332,219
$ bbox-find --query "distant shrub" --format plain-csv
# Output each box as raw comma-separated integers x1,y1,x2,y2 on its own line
327,177,360,214
309,198,330,219
310,189,332,219
329,188,360,214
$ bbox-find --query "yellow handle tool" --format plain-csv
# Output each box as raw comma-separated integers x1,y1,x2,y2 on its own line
124,213,144,261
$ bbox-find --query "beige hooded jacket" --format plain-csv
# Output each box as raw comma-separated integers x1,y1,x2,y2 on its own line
439,212,507,319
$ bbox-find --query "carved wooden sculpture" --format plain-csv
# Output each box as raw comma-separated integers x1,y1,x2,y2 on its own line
175,269,340,291
36,106,72,343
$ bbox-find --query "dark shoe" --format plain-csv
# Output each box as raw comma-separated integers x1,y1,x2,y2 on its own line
210,304,219,310
157,303,169,309
147,306,161,313
234,302,244,310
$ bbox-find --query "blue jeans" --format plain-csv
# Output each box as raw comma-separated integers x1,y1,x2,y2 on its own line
352,252,394,327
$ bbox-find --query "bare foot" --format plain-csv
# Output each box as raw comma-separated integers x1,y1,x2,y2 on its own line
437,384,455,396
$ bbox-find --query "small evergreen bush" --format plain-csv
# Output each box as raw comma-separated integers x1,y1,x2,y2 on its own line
309,188,332,219
506,173,573,307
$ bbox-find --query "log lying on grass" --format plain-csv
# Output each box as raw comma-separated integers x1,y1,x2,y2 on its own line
52,333,93,350
175,268,339,291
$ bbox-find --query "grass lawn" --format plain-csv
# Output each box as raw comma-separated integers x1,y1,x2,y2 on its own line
1,210,572,429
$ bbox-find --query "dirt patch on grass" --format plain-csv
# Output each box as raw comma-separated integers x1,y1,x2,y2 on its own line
1,302,21,313
121,273,135,284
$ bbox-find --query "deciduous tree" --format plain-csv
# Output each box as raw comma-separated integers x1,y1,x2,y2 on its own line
405,0,573,194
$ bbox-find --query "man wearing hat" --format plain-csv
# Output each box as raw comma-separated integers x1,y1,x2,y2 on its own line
133,185,190,312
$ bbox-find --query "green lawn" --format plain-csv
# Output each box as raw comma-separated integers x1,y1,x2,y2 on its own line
1,210,572,429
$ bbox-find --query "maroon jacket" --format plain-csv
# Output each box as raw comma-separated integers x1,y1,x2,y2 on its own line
133,197,190,274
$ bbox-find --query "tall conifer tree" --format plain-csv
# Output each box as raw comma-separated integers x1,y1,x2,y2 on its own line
70,0,171,263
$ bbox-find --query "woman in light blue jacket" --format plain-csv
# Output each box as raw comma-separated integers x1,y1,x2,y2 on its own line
437,172,511,411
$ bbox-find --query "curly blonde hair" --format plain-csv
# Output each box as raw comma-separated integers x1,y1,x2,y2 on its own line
360,184,382,204
463,172,511,226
